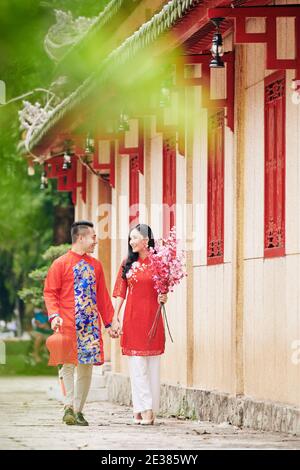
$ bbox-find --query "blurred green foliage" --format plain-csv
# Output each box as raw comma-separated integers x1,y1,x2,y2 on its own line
18,243,70,308
0,340,57,376
0,1,109,323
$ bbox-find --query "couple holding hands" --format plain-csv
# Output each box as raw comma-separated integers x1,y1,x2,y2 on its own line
44,220,167,427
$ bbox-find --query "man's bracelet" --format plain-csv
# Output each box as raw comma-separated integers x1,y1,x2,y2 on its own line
105,323,112,329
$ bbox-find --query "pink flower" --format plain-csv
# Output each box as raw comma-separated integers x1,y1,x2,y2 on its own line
148,226,187,296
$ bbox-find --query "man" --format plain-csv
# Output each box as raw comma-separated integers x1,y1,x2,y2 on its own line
44,220,116,426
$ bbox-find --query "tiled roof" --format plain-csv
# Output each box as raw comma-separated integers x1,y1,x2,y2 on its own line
21,0,201,153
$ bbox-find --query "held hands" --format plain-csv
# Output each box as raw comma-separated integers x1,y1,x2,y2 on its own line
51,316,63,332
106,326,120,339
108,318,122,338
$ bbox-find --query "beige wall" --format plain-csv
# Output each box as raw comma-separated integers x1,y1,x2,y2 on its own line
243,5,300,406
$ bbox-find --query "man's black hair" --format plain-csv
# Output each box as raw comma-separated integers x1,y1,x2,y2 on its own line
71,220,94,243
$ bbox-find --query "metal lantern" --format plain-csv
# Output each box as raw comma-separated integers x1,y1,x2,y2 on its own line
27,163,35,176
85,134,95,156
210,17,225,68
118,111,130,132
40,171,48,190
62,150,72,170
159,80,171,108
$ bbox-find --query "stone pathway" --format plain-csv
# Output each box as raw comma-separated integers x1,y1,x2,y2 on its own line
0,377,299,450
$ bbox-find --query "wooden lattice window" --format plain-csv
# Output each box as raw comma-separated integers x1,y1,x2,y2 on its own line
207,110,225,265
129,154,139,227
264,70,286,258
163,133,176,238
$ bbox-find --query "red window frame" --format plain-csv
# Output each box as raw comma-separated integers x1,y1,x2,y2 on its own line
129,154,139,227
163,133,176,238
207,110,225,265
264,70,286,258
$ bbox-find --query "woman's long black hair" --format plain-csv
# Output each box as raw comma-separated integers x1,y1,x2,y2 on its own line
122,224,155,279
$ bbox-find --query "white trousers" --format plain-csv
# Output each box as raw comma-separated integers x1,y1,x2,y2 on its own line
127,355,161,414
61,363,93,412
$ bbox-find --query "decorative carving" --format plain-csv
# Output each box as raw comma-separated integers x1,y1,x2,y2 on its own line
44,10,97,61
264,71,286,257
265,78,285,103
207,110,225,264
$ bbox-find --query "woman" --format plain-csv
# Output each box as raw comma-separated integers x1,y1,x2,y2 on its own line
111,224,167,425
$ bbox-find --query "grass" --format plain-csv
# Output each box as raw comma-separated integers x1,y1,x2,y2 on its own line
0,339,57,376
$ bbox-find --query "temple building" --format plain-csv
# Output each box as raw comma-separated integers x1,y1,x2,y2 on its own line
21,0,300,434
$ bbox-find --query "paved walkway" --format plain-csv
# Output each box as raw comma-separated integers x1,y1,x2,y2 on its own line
0,377,299,450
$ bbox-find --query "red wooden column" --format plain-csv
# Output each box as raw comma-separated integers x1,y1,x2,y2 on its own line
119,118,144,174
129,154,140,228
162,132,176,239
207,110,225,265
117,118,144,228
264,70,286,258
92,137,116,189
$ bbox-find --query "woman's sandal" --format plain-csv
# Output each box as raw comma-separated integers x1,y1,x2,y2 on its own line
140,418,154,425
132,414,142,424
133,418,142,424
140,412,155,425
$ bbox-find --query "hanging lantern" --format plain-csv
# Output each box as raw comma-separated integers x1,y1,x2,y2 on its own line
118,110,130,132
62,150,72,170
40,171,48,190
46,329,75,366
27,160,35,176
159,79,171,108
85,133,94,156
209,17,225,68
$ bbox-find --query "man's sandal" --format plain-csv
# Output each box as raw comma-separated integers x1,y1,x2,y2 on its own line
62,407,76,425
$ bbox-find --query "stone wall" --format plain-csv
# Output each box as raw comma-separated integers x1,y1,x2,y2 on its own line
106,372,300,436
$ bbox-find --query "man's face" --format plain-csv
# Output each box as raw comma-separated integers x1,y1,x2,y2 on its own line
80,227,97,253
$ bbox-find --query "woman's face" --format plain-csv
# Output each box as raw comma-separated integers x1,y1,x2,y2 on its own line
129,228,149,253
